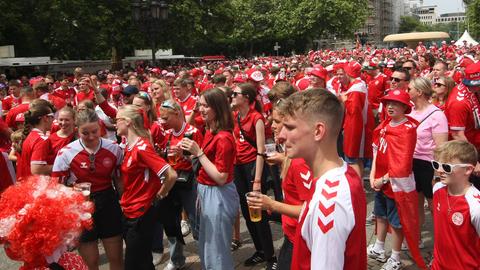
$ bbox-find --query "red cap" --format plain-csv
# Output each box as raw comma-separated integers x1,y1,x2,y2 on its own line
381,90,412,114
15,113,25,123
344,61,362,78
233,73,246,83
459,57,475,68
310,66,327,80
151,68,161,74
463,61,480,86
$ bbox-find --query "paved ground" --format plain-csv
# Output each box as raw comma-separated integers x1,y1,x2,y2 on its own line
0,181,432,269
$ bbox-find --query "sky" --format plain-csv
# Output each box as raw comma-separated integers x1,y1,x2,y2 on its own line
423,0,465,14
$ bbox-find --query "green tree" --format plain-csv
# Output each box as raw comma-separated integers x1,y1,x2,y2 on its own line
465,0,480,39
398,16,427,33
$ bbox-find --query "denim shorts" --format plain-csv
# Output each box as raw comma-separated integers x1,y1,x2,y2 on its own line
373,191,402,229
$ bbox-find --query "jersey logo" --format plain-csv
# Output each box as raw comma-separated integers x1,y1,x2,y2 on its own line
317,179,339,234
80,162,88,169
300,171,312,189
102,157,113,168
451,212,464,226
473,194,480,203
137,143,147,151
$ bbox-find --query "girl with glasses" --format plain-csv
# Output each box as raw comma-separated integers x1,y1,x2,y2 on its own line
52,109,124,270
431,76,455,111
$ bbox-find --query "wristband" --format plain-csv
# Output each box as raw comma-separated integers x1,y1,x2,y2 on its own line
256,152,267,158
197,152,205,158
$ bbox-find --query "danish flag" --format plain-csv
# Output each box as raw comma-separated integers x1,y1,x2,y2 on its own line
317,179,339,233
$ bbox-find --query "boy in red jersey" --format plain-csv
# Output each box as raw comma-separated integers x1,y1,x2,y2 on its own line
279,89,367,270
431,140,480,270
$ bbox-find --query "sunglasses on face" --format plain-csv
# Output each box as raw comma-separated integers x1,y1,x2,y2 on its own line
402,67,413,70
89,153,96,172
431,160,472,174
391,77,405,82
434,83,445,87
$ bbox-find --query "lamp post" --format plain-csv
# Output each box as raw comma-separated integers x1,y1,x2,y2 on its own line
132,0,169,66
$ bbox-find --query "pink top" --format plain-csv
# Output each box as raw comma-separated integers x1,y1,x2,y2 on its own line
409,104,448,161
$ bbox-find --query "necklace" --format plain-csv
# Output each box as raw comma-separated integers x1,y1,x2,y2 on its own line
446,192,462,215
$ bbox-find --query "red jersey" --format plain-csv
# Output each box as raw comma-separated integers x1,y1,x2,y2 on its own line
291,163,367,270
151,121,167,152
2,94,20,112
282,158,313,241
176,94,197,118
431,183,480,270
53,87,76,105
445,83,480,150
51,138,122,193
233,109,264,165
5,102,29,130
197,130,236,186
295,77,310,91
39,132,75,164
164,123,203,171
373,117,418,198
367,73,389,110
17,129,49,181
74,90,95,106
343,78,373,159
120,137,170,218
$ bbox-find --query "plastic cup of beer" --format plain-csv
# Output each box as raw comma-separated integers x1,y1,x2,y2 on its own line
246,191,262,222
265,143,276,157
73,182,91,197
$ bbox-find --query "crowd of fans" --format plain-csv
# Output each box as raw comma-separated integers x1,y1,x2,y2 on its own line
0,40,480,270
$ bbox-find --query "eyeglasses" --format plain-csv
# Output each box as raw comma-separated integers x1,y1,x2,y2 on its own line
290,69,298,72
231,92,242,98
47,82,54,86
88,153,96,172
431,160,473,174
391,77,405,82
434,83,445,88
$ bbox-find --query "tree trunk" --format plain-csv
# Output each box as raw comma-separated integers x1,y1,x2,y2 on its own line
111,46,123,71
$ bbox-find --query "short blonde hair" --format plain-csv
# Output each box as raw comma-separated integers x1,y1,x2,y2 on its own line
434,140,478,166
411,77,433,98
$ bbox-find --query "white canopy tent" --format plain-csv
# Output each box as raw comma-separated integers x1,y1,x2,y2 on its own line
455,30,479,46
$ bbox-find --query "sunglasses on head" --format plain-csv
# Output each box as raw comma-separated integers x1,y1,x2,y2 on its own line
391,77,404,82
431,160,472,174
161,100,177,110
138,91,151,101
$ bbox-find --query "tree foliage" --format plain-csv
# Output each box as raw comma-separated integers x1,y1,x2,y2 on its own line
465,0,480,39
0,0,368,59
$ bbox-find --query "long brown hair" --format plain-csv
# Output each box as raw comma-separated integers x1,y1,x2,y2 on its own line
200,88,234,134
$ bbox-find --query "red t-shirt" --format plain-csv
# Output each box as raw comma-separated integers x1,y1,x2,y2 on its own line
0,118,11,152
39,132,75,164
282,158,313,241
233,109,263,165
74,90,95,106
17,129,49,181
164,123,203,171
2,94,21,112
176,94,197,118
53,86,76,103
431,183,480,270
197,130,236,186
5,102,29,130
120,137,170,218
51,138,122,193
367,73,389,110
445,83,480,150
151,121,167,152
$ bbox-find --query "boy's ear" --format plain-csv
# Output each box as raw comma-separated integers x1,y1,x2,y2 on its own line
465,164,476,176
313,121,327,142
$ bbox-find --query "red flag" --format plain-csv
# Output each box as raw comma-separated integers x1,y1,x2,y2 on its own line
373,116,427,269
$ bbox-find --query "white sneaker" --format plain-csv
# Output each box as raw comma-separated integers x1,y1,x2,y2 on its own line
381,257,403,270
152,252,165,266
367,244,387,263
181,220,191,236
163,261,186,270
